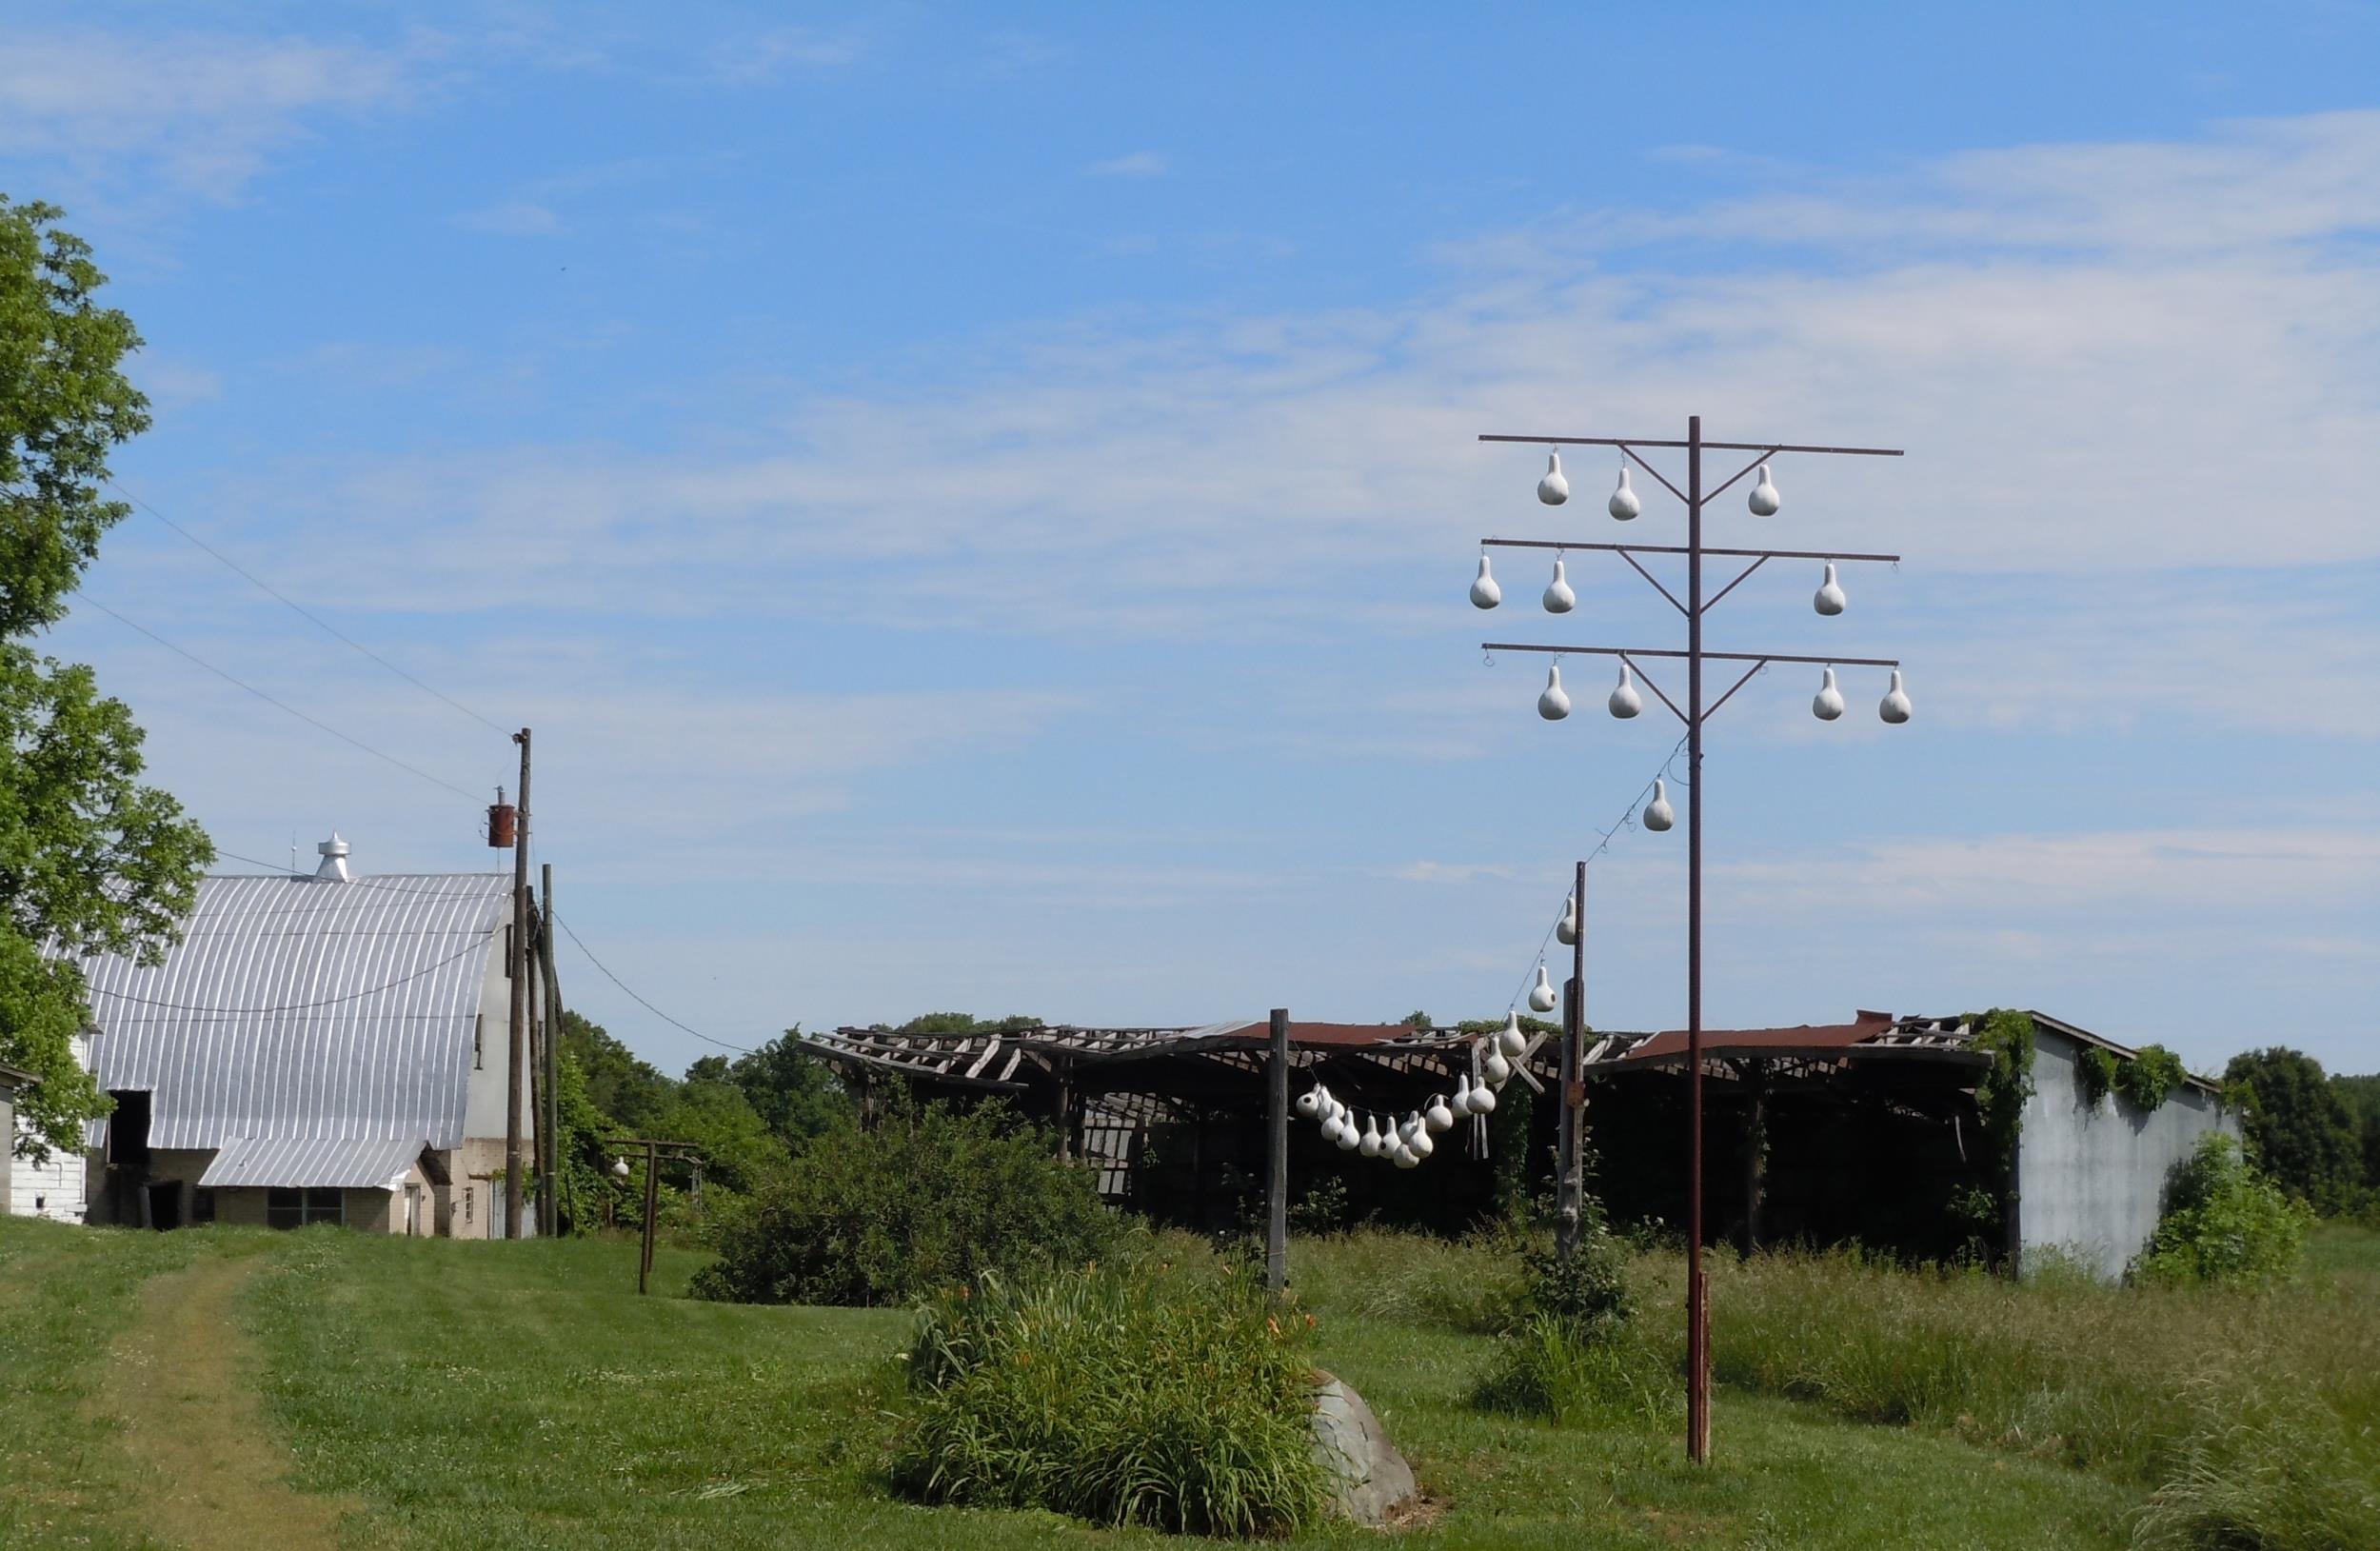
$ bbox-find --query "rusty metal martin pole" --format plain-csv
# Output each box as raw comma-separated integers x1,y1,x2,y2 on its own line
1684,417,1711,1463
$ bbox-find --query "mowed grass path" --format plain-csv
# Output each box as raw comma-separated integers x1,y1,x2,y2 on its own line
1,1217,2144,1550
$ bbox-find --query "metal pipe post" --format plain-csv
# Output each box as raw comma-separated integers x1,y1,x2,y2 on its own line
1266,1007,1289,1296
539,863,564,1238
639,1141,659,1296
506,727,531,1239
1685,416,1712,1463
1557,859,1586,1259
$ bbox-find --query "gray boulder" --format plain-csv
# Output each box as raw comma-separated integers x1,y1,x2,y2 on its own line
1309,1371,1416,1524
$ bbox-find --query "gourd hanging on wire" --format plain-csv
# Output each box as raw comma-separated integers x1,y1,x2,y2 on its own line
1608,663,1642,720
1359,1115,1384,1158
1468,1080,1498,1115
1537,665,1571,721
1528,963,1557,1013
1748,463,1781,516
1557,890,1579,945
1608,466,1641,522
1425,1093,1457,1132
1408,1124,1435,1159
1542,559,1576,614
1470,554,1501,609
1295,1087,1320,1120
1483,1047,1513,1086
1643,778,1676,832
1497,1010,1528,1060
1451,1073,1475,1115
1814,563,1847,616
1335,1114,1361,1151
1537,452,1570,506
1879,669,1914,725
1812,666,1845,722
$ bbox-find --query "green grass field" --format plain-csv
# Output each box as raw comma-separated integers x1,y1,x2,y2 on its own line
5,1217,2373,1550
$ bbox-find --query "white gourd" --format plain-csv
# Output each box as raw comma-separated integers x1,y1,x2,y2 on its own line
1469,1081,1498,1115
1409,1126,1435,1159
1879,669,1913,725
1393,1143,1419,1168
1608,663,1641,719
1335,1116,1361,1151
1542,559,1576,614
1537,451,1570,506
1295,1088,1319,1119
1608,467,1641,522
1528,964,1557,1013
1483,1048,1512,1085
1359,1116,1383,1158
1470,554,1501,609
1814,563,1847,616
1498,1010,1528,1060
1425,1094,1456,1132
1813,666,1845,721
1537,665,1571,721
1748,463,1781,516
1557,891,1578,945
1643,778,1676,832
1451,1074,1473,1114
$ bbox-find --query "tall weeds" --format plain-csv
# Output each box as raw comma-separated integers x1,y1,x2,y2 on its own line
892,1263,1329,1537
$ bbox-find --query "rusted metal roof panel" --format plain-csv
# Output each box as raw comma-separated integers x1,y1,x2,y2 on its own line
74,872,509,1151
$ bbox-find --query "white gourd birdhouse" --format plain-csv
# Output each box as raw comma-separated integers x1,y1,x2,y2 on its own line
1813,666,1845,721
1469,1081,1498,1115
1483,1048,1512,1085
1393,1143,1419,1168
1359,1116,1383,1158
1335,1116,1361,1151
1557,891,1578,945
1409,1126,1434,1159
1748,463,1781,516
1879,669,1914,725
1470,554,1502,609
1608,467,1641,522
1608,663,1641,720
1498,1010,1528,1059
1425,1094,1457,1132
1451,1073,1473,1113
1295,1088,1319,1119
1542,559,1576,614
1643,778,1676,832
1537,665,1571,721
1814,563,1847,616
1529,964,1557,1013
1537,452,1570,506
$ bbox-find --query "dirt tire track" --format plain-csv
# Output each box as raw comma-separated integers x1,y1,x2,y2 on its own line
97,1254,367,1551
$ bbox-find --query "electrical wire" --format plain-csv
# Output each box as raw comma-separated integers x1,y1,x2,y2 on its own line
73,593,488,805
105,476,512,736
549,909,759,1055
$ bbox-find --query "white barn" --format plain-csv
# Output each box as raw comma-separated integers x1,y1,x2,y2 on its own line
53,837,539,1237
5,1036,93,1222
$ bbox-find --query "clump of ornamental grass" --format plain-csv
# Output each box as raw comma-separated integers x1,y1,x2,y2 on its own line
1470,1226,1673,1425
891,1262,1330,1538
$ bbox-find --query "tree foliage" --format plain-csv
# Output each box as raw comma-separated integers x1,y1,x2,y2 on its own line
0,198,212,1161
691,1096,1121,1306
2223,1047,2360,1211
2113,1044,2188,1113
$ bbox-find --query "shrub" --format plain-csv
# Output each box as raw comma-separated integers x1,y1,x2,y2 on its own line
892,1264,1329,1537
2132,1376,2380,1551
690,1100,1122,1306
1471,1224,1661,1422
2076,1044,2118,1107
2135,1133,2312,1287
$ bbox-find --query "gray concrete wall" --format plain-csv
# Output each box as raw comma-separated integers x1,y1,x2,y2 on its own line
2015,1025,2235,1280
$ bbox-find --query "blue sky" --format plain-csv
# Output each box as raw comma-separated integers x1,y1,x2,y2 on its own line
8,3,2376,1077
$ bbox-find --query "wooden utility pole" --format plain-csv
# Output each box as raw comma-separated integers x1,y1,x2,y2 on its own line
539,863,564,1238
1265,1007,1290,1296
1557,860,1587,1260
506,727,531,1239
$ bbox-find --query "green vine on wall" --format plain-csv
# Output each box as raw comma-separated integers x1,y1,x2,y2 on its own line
2076,1045,2118,1107
1965,1008,2037,1256
2114,1044,2186,1112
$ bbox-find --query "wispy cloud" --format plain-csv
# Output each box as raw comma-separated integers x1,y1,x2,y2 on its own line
1089,150,1167,178
454,199,561,236
0,27,422,202
718,27,865,81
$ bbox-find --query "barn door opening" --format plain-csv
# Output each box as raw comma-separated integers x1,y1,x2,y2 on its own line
145,1181,182,1231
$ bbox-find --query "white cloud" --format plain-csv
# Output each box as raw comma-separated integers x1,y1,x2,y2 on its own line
1089,150,1167,177
717,27,864,80
1385,862,1525,884
0,28,420,201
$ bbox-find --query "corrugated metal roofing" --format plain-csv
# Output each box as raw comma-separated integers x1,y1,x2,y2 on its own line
199,1133,426,1188
77,872,510,1151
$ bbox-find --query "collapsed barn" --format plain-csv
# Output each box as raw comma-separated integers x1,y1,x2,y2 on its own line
801,1008,2232,1277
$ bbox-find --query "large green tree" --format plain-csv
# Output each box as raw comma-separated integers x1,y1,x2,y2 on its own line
1,198,212,1162
2224,1047,2359,1210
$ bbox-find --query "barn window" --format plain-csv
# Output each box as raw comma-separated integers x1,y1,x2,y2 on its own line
267,1187,346,1229
474,1013,485,1070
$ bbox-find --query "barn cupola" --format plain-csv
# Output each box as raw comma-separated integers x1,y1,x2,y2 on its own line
314,832,351,883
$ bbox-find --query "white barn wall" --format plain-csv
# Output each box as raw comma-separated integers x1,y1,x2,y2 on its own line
2014,1024,2235,1281
8,1036,91,1223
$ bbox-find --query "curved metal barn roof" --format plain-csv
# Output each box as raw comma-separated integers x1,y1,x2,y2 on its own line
77,872,511,1151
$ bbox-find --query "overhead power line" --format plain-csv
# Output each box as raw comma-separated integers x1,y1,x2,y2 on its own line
74,592,487,805
549,909,759,1055
106,476,512,736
